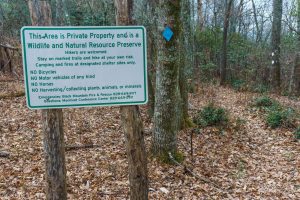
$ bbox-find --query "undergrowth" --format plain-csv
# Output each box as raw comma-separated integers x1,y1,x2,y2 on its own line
253,96,297,129
193,103,228,127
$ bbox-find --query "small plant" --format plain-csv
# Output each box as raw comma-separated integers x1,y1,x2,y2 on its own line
193,103,228,127
252,84,269,93
253,96,274,108
231,79,246,91
293,127,300,140
266,107,296,128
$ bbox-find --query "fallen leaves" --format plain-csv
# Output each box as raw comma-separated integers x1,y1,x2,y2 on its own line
1,82,300,199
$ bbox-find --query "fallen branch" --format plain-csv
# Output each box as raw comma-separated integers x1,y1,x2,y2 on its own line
168,152,234,199
0,91,25,99
0,43,19,51
65,144,101,151
0,151,10,158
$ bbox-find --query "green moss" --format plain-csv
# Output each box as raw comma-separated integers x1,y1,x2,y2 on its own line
157,151,185,165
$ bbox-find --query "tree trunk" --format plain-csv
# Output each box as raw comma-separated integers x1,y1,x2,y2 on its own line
55,0,65,25
289,53,300,95
289,0,300,95
146,0,159,118
153,0,181,157
220,0,234,86
270,0,283,91
179,0,190,128
27,1,67,199
114,1,148,199
197,0,204,31
251,0,261,43
298,0,300,41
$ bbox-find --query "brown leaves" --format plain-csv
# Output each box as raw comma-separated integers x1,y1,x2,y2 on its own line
1,81,300,199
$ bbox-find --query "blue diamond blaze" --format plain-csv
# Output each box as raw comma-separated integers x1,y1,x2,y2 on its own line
162,26,174,41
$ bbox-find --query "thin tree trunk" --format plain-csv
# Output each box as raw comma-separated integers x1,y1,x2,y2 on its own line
153,0,181,157
179,0,190,128
289,0,300,95
270,0,283,91
146,0,159,118
220,0,234,86
197,0,204,31
55,0,65,25
289,53,300,95
114,1,148,199
27,1,67,199
251,0,261,43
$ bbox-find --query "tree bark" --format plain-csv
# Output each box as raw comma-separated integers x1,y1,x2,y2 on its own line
27,1,67,199
146,0,159,118
289,53,300,95
270,0,283,91
153,0,181,157
55,0,65,25
197,0,204,31
289,0,300,95
220,0,234,86
114,1,148,199
179,0,190,128
251,0,261,43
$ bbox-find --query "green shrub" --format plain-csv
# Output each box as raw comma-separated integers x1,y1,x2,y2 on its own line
252,84,269,93
253,96,274,108
293,127,300,140
231,79,246,91
193,103,228,127
266,107,296,128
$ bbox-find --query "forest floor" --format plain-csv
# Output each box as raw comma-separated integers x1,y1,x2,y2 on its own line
0,79,300,199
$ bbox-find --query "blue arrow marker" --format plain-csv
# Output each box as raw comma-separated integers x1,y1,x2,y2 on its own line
162,26,174,41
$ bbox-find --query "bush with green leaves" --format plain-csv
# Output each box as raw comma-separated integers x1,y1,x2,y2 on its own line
230,79,246,91
266,106,296,128
251,84,269,93
193,103,228,127
253,96,275,108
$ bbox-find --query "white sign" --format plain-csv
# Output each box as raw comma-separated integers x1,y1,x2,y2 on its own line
21,26,148,109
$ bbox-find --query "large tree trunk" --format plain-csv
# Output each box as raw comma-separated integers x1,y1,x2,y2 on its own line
114,1,148,199
270,0,283,91
153,0,181,157
220,0,234,86
27,1,67,199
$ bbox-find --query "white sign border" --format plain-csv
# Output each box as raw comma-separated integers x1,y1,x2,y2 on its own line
21,26,148,109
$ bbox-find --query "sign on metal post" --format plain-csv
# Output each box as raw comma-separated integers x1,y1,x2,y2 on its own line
21,26,148,109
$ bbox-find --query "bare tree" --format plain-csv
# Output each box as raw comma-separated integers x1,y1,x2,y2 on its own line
220,0,234,86
270,0,283,90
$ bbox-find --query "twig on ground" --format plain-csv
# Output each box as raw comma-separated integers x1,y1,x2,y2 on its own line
0,43,19,50
0,151,10,158
65,144,101,151
0,91,25,99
